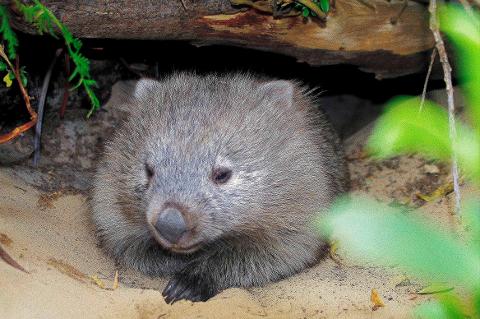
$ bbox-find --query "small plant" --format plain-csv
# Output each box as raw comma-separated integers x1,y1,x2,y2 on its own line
320,4,480,318
230,0,330,20
0,5,18,61
294,0,330,18
0,5,27,87
0,0,99,123
15,0,100,117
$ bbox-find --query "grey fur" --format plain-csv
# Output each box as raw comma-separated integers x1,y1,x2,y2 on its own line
91,72,349,303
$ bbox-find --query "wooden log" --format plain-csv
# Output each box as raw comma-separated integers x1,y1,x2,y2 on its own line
8,0,434,78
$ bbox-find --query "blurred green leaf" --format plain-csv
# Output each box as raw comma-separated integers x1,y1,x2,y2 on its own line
439,5,480,130
367,96,452,160
455,124,480,183
327,6,480,319
320,197,480,290
474,290,480,315
462,200,480,250
414,298,464,319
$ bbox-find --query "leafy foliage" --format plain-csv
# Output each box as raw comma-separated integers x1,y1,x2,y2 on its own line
0,5,18,60
0,5,24,89
367,96,480,182
15,0,100,116
295,0,330,18
19,1,57,37
322,197,480,288
439,5,480,128
319,4,480,318
0,1,100,116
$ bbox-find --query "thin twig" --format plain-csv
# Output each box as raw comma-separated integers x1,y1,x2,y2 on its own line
391,0,408,25
356,0,376,11
428,0,461,214
419,48,437,112
33,48,63,166
179,0,188,11
59,51,70,118
0,45,37,144
0,244,29,273
119,57,144,78
458,0,475,18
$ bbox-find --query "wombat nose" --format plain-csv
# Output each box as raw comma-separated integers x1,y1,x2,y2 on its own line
154,207,187,244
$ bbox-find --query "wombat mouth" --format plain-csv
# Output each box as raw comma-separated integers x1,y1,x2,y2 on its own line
147,223,204,255
168,243,203,254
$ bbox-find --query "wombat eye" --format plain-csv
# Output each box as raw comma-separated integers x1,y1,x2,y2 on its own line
211,167,232,185
145,163,154,182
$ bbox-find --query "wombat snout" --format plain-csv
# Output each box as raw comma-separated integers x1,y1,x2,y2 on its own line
149,203,201,253
154,207,187,244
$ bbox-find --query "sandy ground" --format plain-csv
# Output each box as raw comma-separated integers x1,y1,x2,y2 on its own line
0,87,464,319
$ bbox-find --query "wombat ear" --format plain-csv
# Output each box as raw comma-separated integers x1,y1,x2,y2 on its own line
132,78,159,100
113,78,159,102
257,80,294,108
103,79,159,111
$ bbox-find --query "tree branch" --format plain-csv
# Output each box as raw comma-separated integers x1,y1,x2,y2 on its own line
428,0,461,214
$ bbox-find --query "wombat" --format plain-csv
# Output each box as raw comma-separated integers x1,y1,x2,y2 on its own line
91,72,349,304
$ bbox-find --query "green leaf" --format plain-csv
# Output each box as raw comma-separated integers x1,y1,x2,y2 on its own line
72,37,82,52
85,83,100,118
367,96,452,160
0,5,19,59
439,4,480,131
3,71,12,87
302,7,309,17
417,283,454,295
0,60,6,71
14,0,104,116
319,0,330,13
319,196,480,290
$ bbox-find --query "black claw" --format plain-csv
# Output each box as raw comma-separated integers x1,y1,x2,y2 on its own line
168,284,188,303
162,272,217,304
175,288,196,302
162,281,175,297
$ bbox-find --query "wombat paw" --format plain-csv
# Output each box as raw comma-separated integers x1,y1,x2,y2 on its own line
162,273,218,304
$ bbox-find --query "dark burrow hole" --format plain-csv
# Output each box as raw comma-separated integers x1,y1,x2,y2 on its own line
1,33,447,135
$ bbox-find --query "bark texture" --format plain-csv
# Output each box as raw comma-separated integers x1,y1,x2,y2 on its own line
8,0,434,78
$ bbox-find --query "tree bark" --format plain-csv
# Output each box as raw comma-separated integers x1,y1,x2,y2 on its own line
8,0,434,78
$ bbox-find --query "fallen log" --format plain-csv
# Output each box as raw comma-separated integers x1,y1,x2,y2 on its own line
8,0,434,78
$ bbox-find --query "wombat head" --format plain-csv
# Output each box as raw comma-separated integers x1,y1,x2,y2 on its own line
94,73,336,255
